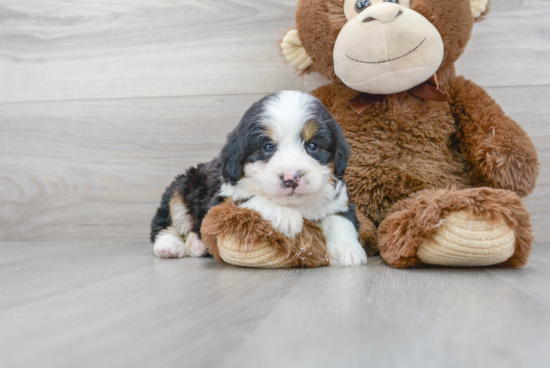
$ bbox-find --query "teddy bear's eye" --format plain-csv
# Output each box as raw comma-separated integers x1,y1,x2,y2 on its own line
355,0,371,13
384,0,399,3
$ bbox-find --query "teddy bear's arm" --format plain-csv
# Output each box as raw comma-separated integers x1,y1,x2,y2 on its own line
446,76,539,197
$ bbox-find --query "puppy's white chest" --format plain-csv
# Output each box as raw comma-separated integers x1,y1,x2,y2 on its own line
293,187,350,222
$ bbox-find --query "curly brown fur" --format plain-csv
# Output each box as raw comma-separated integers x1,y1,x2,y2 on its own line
201,199,329,268
355,207,378,256
446,77,539,197
378,187,533,268
312,83,471,227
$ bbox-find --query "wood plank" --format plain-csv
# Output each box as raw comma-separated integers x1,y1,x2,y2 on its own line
1,241,549,368
0,0,328,103
0,0,548,103
0,86,548,242
489,245,550,307
456,0,550,86
0,241,308,368
226,259,550,368
0,242,156,311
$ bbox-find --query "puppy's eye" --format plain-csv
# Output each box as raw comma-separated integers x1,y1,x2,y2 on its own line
384,0,399,3
306,142,319,152
263,143,276,153
355,0,371,12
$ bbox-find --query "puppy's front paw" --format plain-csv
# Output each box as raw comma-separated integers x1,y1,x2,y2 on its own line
271,209,304,238
154,232,186,258
239,197,304,237
328,241,368,267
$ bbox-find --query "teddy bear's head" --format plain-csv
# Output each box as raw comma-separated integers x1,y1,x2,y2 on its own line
282,0,489,94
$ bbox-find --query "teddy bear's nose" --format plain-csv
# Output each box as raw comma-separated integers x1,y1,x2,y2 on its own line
360,3,403,23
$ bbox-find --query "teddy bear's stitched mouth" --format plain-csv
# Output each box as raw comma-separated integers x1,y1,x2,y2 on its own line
346,37,426,64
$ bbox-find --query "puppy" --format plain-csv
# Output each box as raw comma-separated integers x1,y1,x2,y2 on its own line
150,91,367,266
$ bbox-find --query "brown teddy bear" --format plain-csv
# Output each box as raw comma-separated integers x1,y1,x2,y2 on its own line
281,0,539,268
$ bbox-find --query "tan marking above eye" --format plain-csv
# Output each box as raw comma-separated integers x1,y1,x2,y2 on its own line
343,0,411,21
263,125,277,142
301,120,320,142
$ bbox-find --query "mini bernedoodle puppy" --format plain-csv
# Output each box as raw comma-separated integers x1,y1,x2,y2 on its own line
150,91,368,266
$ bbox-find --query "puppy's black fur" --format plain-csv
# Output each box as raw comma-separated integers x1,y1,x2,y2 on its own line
220,96,271,185
307,101,351,180
150,158,223,242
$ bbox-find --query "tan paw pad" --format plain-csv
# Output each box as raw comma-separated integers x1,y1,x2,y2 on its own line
217,235,293,269
417,211,515,266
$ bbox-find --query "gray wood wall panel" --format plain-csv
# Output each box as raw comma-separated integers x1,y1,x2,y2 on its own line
0,93,264,241
0,0,548,104
1,87,548,242
0,0,549,243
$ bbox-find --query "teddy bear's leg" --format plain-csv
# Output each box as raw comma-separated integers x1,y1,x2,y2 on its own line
378,187,533,268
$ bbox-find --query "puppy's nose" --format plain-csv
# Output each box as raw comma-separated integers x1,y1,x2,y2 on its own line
282,178,299,189
281,172,302,189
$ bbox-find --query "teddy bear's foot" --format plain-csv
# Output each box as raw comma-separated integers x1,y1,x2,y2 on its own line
201,200,330,268
378,187,534,268
215,235,293,268
417,210,515,266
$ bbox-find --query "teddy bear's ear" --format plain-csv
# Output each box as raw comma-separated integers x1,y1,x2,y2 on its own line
471,0,490,19
281,29,313,71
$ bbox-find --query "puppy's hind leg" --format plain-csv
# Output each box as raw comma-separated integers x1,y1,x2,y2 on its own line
170,192,208,257
154,227,187,258
153,229,207,258
151,185,201,258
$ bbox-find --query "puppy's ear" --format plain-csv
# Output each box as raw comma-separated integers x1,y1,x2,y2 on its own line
328,117,351,181
220,132,243,185
220,98,266,185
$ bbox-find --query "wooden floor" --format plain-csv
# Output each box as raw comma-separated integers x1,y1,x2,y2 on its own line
1,0,550,366
1,242,549,368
